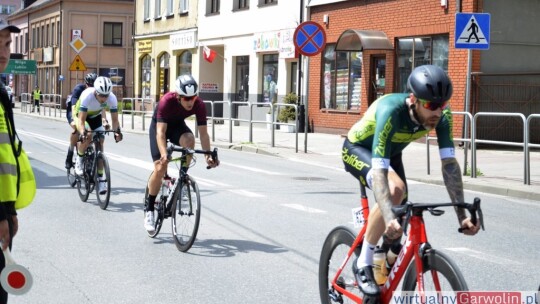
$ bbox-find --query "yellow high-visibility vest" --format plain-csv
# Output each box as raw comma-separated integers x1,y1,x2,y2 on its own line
0,102,36,208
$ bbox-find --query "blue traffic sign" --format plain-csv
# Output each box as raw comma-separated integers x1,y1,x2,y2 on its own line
293,21,326,57
455,13,490,50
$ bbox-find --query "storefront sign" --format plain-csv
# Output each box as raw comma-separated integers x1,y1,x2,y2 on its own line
253,31,280,52
34,48,43,62
44,47,54,62
137,40,152,53
170,30,197,50
200,82,219,93
279,28,296,59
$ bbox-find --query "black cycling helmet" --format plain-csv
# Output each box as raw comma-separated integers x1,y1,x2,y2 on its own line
175,74,198,97
407,65,453,104
85,73,98,87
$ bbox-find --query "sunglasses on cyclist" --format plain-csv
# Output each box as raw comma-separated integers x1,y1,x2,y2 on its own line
180,96,196,102
418,98,447,111
97,93,109,98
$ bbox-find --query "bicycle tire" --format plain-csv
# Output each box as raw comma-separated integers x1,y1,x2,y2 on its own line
95,153,111,210
170,175,201,252
143,172,164,238
401,249,468,292
77,156,91,202
319,226,362,304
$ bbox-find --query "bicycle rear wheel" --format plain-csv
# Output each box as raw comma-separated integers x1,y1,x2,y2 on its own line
401,249,468,293
319,226,362,304
143,172,165,238
170,176,201,252
95,153,111,210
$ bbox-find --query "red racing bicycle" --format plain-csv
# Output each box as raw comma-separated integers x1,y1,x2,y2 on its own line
319,183,484,304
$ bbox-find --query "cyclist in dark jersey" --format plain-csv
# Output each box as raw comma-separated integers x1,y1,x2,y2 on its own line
144,74,219,232
65,72,97,169
342,65,480,297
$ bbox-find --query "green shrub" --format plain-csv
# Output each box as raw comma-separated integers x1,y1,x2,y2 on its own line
278,92,298,122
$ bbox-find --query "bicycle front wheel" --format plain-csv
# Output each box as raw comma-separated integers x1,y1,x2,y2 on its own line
319,226,362,304
401,249,468,292
95,153,111,210
170,175,201,252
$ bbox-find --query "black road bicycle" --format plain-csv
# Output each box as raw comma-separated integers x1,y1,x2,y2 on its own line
67,130,118,210
144,143,218,252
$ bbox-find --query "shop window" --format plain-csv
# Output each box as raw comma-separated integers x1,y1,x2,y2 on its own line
144,0,150,20
321,44,362,111
141,55,151,98
258,0,277,6
159,53,170,98
234,0,249,11
179,0,189,14
396,35,448,93
261,54,278,103
103,22,122,46
154,0,162,18
177,50,192,77
207,0,220,15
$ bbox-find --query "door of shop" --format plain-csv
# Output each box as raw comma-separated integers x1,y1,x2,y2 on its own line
369,55,386,105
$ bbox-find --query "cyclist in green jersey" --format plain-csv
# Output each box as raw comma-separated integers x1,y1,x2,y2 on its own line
342,65,480,297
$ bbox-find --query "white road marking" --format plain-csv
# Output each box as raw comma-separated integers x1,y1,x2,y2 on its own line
281,203,326,214
444,247,521,265
228,189,265,198
224,162,284,175
19,131,264,199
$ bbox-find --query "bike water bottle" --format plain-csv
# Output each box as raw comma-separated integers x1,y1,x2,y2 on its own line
383,241,402,276
162,176,171,198
372,247,388,285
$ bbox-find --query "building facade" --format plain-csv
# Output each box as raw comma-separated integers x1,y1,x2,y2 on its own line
133,0,300,113
7,0,134,103
306,0,540,143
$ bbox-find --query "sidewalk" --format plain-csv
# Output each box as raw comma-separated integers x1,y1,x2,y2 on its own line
15,104,540,201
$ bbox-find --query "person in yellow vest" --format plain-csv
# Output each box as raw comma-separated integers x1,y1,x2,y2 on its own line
32,85,41,113
0,19,36,302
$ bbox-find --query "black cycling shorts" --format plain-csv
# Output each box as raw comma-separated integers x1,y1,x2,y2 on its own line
342,139,407,195
149,120,193,161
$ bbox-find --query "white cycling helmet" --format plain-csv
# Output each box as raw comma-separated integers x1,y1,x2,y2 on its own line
175,74,198,97
94,76,113,95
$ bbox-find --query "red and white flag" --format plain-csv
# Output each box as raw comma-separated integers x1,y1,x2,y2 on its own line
203,46,217,63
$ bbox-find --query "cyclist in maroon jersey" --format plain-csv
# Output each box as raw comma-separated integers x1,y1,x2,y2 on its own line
144,74,219,232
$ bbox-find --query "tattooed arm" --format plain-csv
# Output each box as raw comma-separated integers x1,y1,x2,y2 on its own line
372,168,396,225
441,157,467,224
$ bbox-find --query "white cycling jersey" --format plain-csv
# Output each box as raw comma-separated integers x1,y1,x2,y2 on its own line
76,87,118,118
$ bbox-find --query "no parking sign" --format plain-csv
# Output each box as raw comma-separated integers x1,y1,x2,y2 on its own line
293,21,326,57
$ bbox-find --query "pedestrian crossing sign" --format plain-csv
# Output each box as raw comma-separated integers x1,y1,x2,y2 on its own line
455,13,490,50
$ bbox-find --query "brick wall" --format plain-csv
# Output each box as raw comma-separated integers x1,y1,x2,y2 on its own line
308,0,482,138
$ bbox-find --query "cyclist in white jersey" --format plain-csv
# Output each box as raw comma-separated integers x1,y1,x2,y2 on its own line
74,76,123,194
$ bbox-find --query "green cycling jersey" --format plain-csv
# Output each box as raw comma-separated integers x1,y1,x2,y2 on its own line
347,93,455,169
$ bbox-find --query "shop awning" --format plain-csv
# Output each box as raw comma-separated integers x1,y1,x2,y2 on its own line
335,29,393,51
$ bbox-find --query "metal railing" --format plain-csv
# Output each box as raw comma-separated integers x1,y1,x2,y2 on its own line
427,111,538,185
120,97,155,131
40,94,63,117
202,100,300,152
20,93,31,112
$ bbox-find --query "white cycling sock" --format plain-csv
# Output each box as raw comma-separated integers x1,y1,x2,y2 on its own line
357,240,376,268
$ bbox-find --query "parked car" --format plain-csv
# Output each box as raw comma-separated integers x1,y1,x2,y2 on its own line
6,86,14,108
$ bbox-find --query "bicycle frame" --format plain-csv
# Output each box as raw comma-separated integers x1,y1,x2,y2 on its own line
329,188,434,304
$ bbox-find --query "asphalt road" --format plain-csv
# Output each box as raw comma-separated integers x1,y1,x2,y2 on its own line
8,116,540,303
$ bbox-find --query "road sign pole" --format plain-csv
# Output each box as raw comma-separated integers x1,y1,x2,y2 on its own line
463,49,472,175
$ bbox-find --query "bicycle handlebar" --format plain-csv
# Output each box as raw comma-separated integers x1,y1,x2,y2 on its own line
392,198,485,235
78,130,120,143
166,143,219,169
